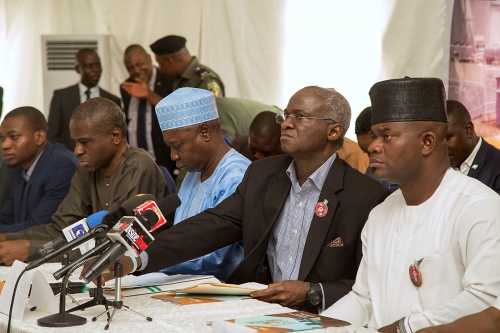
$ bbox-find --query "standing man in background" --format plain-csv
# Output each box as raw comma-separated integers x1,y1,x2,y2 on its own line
120,44,175,175
150,35,225,98
47,48,121,151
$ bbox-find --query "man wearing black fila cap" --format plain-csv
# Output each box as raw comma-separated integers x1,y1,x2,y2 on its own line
150,35,225,98
322,78,500,332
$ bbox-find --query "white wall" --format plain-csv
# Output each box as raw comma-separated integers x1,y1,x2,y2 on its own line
0,0,453,139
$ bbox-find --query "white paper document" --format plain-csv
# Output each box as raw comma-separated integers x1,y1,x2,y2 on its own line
0,260,37,320
103,273,221,296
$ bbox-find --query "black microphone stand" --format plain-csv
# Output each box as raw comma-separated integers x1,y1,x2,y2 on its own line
65,239,112,316
92,262,152,330
37,252,87,327
65,274,112,315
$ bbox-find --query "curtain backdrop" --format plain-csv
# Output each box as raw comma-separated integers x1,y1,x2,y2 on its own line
0,0,453,138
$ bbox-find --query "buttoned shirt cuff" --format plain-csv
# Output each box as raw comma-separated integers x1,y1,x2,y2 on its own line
318,283,325,313
138,251,149,271
400,316,412,333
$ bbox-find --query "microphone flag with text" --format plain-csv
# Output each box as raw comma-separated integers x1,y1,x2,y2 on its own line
81,193,181,283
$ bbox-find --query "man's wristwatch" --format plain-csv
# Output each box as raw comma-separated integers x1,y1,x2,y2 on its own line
305,283,323,306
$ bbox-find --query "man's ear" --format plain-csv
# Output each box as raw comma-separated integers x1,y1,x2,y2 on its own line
199,123,211,142
110,127,123,144
327,123,343,142
465,121,475,138
75,64,81,74
420,131,436,156
34,130,46,146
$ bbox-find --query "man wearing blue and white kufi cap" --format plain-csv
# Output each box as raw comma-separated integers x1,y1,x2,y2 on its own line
152,87,250,281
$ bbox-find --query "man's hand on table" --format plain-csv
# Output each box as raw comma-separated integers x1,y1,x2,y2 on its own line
250,280,309,307
80,255,141,286
0,240,30,265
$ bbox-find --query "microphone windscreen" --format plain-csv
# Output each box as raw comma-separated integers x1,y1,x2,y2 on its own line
86,210,109,228
157,194,181,216
121,194,156,215
101,208,127,227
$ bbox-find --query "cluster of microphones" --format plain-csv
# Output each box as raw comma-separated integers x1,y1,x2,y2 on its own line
25,193,181,283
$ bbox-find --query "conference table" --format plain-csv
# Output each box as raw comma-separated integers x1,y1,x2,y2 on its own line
0,263,353,333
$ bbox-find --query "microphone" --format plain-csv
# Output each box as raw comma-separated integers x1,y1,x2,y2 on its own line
52,239,112,280
81,195,181,283
81,215,157,283
62,211,109,255
26,223,110,271
151,194,181,231
26,211,108,263
27,194,156,263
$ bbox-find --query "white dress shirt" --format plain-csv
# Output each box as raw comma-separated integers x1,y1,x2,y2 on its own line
78,82,100,104
127,67,157,159
454,137,482,175
322,169,500,332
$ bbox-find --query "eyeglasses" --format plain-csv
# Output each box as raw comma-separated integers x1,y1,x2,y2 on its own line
275,113,336,124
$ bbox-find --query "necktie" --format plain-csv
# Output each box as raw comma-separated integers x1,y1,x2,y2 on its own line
85,89,91,101
137,99,148,150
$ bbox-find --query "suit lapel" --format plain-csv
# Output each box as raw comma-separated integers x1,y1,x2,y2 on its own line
298,157,344,281
468,139,488,178
69,84,81,114
263,170,292,231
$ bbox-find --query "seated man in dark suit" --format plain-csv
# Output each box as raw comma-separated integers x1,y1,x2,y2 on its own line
120,44,175,176
0,98,168,265
98,86,391,313
446,100,500,194
47,48,121,152
0,158,12,210
0,107,78,232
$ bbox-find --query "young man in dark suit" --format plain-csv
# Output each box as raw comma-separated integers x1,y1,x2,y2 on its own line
98,86,391,313
446,100,500,194
0,107,78,232
47,48,121,152
120,44,175,175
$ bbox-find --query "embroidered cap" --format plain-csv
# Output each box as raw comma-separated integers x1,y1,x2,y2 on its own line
369,77,448,125
155,87,219,131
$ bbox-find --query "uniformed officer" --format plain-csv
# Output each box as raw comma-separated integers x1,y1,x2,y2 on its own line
150,35,225,98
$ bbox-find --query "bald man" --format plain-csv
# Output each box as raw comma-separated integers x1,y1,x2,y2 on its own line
120,44,175,175
446,100,500,194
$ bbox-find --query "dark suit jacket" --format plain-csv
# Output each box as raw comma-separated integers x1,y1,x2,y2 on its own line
144,154,391,310
120,68,175,174
0,157,12,210
47,84,121,152
0,142,78,233
468,139,500,194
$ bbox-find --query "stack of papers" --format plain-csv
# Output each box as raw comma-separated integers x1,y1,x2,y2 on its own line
177,282,267,295
103,273,221,296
